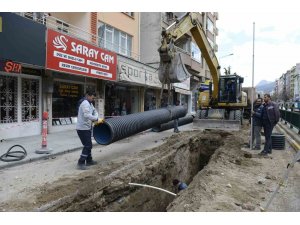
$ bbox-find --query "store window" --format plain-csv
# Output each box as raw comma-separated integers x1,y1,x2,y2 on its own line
98,22,132,57
180,94,188,108
52,81,84,125
21,78,39,122
144,89,157,111
105,84,138,117
0,75,18,123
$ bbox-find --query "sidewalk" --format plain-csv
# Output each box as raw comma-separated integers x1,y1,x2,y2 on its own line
0,129,96,169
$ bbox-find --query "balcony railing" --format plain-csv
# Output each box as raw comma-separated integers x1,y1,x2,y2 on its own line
15,12,140,60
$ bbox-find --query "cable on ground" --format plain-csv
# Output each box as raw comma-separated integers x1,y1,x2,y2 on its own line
0,145,27,162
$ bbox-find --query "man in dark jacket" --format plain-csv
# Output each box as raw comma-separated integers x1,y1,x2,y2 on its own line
249,98,263,150
259,94,280,155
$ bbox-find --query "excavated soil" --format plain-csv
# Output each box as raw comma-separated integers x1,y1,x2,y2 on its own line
1,124,299,212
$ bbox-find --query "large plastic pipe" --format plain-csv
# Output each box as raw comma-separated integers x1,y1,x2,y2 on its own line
151,115,194,132
93,106,187,145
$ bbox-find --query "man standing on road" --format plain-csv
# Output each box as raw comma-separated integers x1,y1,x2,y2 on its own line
76,90,104,170
248,98,263,150
259,94,280,156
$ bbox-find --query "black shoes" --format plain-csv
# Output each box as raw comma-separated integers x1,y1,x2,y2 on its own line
77,159,98,170
174,129,180,133
258,150,271,156
252,147,261,150
86,160,98,166
77,163,88,170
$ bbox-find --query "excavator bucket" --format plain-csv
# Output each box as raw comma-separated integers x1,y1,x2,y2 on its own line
158,52,191,83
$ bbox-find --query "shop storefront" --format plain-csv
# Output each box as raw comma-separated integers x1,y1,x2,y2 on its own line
45,29,117,132
0,13,46,139
0,60,42,139
106,55,162,117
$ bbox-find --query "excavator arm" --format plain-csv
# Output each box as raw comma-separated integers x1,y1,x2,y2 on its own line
158,12,221,102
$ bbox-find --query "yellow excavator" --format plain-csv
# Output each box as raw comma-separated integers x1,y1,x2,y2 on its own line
158,12,247,130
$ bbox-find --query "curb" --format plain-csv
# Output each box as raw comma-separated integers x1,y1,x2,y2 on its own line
0,142,98,170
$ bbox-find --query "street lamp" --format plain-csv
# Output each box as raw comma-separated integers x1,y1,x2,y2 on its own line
219,53,234,75
219,53,234,59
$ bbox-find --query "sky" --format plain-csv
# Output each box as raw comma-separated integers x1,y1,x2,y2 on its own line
217,11,300,87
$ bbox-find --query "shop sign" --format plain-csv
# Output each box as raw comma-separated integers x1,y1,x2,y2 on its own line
119,60,161,88
145,71,161,88
46,29,117,81
0,59,22,73
173,77,190,90
57,83,80,98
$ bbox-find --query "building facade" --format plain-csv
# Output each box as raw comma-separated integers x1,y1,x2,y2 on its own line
139,12,219,114
1,12,219,139
0,13,45,139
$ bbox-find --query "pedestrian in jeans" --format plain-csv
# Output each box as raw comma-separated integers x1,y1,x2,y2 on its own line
76,90,104,170
248,98,263,150
174,100,180,133
259,94,280,156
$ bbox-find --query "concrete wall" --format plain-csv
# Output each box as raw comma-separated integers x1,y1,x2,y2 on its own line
140,12,162,67
50,12,91,42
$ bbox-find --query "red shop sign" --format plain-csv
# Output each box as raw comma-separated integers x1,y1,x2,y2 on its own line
0,59,22,73
46,29,117,81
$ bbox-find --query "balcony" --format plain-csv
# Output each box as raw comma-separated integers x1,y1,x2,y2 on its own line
15,12,138,59
175,46,202,74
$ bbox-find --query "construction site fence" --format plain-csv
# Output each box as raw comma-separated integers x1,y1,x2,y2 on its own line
279,109,300,131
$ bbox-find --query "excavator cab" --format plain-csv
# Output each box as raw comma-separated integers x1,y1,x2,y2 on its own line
218,75,244,103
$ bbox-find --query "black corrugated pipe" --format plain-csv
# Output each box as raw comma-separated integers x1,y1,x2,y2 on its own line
151,115,194,132
93,106,187,145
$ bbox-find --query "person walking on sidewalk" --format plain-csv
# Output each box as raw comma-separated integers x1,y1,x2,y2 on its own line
76,90,104,170
259,94,280,156
248,97,263,150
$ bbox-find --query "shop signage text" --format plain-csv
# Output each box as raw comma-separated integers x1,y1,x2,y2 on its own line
119,61,161,88
58,83,80,98
46,29,117,81
0,59,22,73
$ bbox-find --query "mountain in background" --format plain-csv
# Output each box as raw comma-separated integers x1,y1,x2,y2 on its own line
256,80,275,93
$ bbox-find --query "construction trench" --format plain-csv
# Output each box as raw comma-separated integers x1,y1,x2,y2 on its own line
33,130,230,212
1,122,299,212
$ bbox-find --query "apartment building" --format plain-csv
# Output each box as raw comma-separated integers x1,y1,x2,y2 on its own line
96,12,164,116
140,12,219,114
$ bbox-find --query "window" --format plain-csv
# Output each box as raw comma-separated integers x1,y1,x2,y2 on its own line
0,76,18,123
21,78,39,122
191,42,201,62
166,12,174,21
207,17,214,33
208,38,214,49
98,22,133,57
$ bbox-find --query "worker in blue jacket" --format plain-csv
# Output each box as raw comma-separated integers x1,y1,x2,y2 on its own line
173,179,188,192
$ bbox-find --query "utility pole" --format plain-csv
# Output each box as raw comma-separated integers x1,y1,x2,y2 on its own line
250,22,255,150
